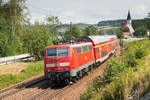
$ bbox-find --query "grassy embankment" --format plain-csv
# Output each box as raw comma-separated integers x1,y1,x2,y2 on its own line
0,61,44,89
81,40,150,100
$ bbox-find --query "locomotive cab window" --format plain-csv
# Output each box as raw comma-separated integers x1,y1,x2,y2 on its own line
58,48,69,56
46,48,57,57
46,47,69,57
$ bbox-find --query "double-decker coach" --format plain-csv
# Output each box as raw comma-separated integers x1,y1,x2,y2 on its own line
82,36,109,63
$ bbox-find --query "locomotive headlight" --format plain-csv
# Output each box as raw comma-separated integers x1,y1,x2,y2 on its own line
60,62,70,66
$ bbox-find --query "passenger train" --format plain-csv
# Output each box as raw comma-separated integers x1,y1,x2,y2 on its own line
44,35,118,86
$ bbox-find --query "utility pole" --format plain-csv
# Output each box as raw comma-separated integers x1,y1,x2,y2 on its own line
70,22,72,41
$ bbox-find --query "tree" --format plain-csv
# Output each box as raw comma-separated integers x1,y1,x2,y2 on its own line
132,20,143,30
116,27,123,38
23,16,61,60
0,32,11,57
23,22,53,60
146,18,150,30
134,26,147,37
0,0,27,34
46,16,61,25
0,0,27,57
64,25,84,40
132,20,147,37
46,16,62,43
84,25,98,36
146,13,150,30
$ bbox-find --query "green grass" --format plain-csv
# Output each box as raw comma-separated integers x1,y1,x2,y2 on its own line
0,61,44,89
81,40,150,100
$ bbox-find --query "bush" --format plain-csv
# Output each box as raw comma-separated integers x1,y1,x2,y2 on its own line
81,40,150,100
123,51,138,67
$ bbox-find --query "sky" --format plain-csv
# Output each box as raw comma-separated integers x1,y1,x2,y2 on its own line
26,0,150,24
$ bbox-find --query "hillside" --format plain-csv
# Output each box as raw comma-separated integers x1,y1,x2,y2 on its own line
97,19,125,27
97,19,147,27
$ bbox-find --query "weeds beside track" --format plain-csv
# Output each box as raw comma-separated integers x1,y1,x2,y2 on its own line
81,40,150,100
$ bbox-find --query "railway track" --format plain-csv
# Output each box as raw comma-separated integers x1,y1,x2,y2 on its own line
26,85,70,100
0,75,45,100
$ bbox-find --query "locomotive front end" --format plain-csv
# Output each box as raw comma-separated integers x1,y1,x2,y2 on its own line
44,46,71,81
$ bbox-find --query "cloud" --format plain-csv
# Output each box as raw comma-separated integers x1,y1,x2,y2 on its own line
133,5,147,15
60,11,76,17
26,0,150,24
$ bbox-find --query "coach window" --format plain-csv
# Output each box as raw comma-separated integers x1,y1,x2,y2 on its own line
82,46,84,53
86,45,89,52
105,50,108,55
86,46,88,52
101,51,104,57
96,47,99,54
77,47,79,54
101,50,107,57
101,51,105,57
83,46,87,53
80,46,83,54
89,45,92,51
73,48,75,55
77,47,81,54
87,45,90,52
85,46,88,52
82,46,85,53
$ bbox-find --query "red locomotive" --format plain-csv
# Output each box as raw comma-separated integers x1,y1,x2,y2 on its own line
44,35,118,86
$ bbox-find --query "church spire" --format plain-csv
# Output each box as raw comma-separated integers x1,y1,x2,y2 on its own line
123,10,135,37
127,10,131,20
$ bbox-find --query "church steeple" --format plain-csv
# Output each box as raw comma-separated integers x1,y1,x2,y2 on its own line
123,10,135,37
127,10,131,20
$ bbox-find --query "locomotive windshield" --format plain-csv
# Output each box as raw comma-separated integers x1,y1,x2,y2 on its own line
46,47,69,57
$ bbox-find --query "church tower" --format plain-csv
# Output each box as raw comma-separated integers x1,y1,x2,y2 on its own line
123,10,135,37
